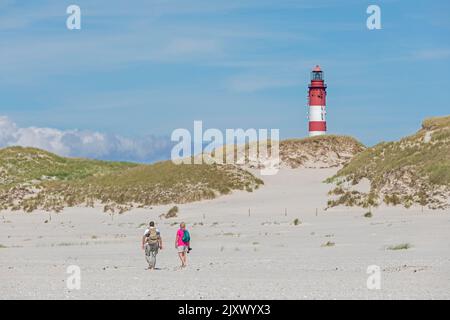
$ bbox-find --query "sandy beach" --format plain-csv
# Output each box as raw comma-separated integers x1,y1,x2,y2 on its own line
1,167,449,299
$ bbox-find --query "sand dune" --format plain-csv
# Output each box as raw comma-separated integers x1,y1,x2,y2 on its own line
1,168,449,299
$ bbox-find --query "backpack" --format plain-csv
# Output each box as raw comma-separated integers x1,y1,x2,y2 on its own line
147,227,159,244
182,229,190,243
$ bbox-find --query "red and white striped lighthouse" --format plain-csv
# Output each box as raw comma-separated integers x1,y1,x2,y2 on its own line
308,65,327,136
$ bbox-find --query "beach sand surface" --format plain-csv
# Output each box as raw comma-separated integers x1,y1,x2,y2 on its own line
1,168,449,299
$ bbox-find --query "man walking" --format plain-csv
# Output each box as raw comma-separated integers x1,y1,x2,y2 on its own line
142,221,163,270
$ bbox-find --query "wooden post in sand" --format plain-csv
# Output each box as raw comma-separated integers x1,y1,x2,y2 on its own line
315,208,318,216
285,208,287,216
248,208,251,217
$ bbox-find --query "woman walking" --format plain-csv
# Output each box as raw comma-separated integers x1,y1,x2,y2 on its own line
175,222,190,268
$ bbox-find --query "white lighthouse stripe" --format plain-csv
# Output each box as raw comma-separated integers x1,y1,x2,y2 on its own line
309,131,326,137
309,105,326,122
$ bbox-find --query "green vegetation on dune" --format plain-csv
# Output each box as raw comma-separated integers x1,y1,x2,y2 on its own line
0,146,136,186
0,147,263,213
327,115,450,209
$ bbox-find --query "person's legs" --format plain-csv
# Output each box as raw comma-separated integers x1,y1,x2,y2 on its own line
182,248,187,267
149,243,159,269
177,246,187,268
178,252,185,267
145,244,152,269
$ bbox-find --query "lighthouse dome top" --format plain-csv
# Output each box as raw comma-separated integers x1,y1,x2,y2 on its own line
311,65,324,81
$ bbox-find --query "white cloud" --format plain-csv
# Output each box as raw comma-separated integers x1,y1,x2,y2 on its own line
0,116,172,163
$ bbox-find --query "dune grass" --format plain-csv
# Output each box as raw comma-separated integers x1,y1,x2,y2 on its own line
326,115,450,209
0,146,135,186
209,135,365,169
0,147,263,213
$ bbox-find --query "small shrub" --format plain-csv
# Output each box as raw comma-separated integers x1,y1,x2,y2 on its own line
387,243,412,250
321,241,335,247
364,211,373,218
223,232,235,236
165,206,179,218
293,218,301,226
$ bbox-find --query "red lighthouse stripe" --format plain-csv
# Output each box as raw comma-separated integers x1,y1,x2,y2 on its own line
308,88,326,106
309,121,326,132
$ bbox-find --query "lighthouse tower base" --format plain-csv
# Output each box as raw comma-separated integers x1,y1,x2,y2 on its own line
309,131,326,137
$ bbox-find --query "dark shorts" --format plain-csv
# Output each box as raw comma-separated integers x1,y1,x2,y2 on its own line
145,242,159,255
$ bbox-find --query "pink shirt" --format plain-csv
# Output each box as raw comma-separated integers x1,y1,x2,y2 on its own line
177,229,187,246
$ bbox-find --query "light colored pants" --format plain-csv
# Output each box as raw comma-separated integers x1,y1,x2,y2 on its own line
145,242,159,268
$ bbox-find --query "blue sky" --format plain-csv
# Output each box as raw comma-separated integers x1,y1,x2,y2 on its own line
0,0,449,162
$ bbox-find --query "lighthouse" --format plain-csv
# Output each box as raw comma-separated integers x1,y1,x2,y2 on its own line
308,65,327,137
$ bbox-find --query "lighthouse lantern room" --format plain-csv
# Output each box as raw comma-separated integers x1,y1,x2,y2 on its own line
308,65,327,136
